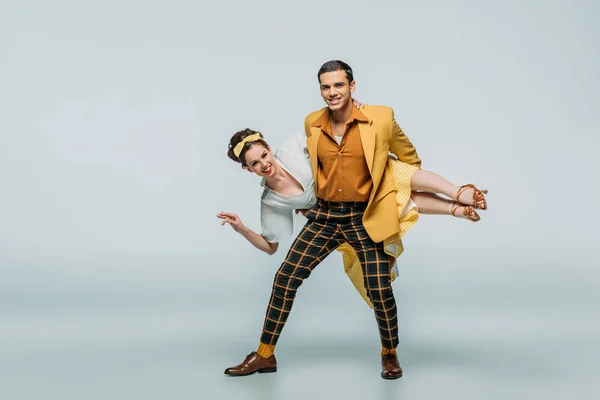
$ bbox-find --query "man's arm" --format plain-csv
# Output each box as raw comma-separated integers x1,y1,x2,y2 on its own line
389,110,422,167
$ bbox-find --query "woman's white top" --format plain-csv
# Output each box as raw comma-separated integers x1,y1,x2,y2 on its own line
260,132,316,243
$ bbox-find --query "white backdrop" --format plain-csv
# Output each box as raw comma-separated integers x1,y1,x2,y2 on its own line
1,1,598,399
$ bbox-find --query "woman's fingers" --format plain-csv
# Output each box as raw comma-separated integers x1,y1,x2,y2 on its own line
217,212,237,219
217,212,240,230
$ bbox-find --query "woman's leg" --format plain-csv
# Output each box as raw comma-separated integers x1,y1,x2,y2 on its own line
410,192,479,221
410,170,486,209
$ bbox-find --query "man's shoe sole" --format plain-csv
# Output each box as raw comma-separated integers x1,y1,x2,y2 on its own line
224,367,277,376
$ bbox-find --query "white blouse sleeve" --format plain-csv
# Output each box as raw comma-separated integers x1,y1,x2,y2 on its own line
260,200,294,244
276,131,309,160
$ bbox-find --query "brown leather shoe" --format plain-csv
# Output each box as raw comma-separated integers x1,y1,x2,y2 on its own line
224,351,277,376
381,353,403,379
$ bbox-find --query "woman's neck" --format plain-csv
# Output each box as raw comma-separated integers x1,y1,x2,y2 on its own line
264,161,288,187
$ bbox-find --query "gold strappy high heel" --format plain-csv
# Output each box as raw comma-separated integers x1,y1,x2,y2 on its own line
450,201,481,222
455,184,488,210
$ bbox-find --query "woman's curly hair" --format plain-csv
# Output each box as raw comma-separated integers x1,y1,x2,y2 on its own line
227,128,270,166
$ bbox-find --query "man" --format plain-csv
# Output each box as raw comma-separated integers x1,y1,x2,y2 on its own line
224,60,421,379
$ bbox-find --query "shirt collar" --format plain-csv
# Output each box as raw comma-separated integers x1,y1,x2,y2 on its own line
311,106,369,128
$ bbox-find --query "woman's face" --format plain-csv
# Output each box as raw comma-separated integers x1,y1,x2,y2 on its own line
243,144,276,177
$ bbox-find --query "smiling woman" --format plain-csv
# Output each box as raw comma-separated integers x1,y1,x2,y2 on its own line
219,130,315,255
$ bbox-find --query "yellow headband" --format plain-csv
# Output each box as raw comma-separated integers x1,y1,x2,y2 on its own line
232,133,263,158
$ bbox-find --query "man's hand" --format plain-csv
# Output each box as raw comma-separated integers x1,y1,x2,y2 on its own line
217,212,245,233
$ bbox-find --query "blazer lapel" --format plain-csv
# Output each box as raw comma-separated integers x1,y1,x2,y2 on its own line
358,120,376,175
306,126,321,186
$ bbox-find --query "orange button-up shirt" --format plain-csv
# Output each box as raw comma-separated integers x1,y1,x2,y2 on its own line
313,107,373,202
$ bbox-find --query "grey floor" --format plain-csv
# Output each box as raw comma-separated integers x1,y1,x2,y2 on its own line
1,256,598,400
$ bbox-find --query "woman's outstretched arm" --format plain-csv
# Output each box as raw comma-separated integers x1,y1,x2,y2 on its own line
217,212,279,255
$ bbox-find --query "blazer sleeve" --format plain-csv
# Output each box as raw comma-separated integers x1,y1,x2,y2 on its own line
389,110,422,168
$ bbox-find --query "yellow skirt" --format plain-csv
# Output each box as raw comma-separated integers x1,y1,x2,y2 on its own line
335,158,419,308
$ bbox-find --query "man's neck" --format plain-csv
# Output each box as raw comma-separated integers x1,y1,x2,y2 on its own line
329,103,352,124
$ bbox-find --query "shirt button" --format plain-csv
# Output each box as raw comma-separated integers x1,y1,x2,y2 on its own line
338,189,342,192
338,170,342,174
337,151,342,155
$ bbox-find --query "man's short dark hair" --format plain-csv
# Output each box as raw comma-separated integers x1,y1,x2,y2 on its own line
317,60,354,84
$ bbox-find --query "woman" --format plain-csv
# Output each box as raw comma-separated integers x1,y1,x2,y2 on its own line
217,127,487,307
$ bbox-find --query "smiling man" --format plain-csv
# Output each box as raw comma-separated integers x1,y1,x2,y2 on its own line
301,61,422,379
224,60,421,380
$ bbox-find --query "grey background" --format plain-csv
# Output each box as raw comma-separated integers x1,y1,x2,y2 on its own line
1,0,598,399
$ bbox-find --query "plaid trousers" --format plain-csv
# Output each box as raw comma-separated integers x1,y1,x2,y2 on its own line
260,199,399,349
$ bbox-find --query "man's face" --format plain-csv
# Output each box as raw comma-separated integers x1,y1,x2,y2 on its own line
319,70,355,111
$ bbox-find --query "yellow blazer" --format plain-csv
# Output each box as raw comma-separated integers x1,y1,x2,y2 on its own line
304,105,422,243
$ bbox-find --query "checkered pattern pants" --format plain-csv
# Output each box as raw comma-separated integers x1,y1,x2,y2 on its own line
260,199,399,349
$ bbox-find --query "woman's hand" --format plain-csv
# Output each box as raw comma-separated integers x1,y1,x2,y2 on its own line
295,209,309,217
217,212,245,233
352,98,367,109
217,211,278,254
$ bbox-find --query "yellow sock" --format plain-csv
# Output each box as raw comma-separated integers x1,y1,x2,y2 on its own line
257,342,276,359
381,347,397,356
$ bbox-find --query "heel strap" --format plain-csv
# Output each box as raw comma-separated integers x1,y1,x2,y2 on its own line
455,184,474,202
450,201,460,217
